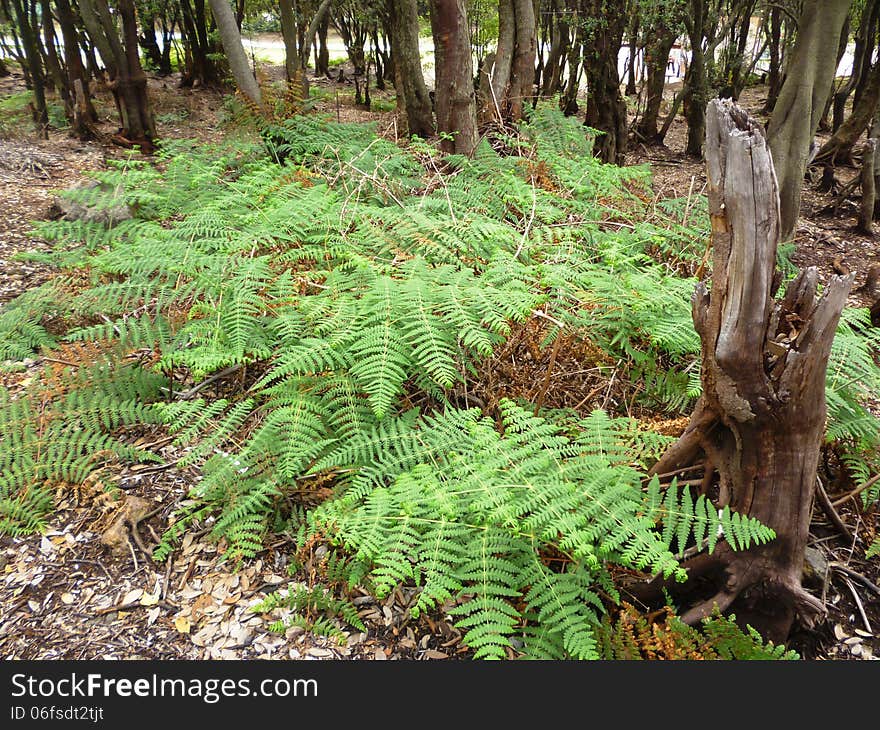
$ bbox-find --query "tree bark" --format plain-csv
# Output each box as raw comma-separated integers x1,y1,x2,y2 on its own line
55,0,97,138
859,138,877,235
279,0,299,82
430,0,477,156
635,22,677,143
9,0,48,135
480,0,535,124
641,99,853,643
683,0,707,157
625,14,639,97
389,0,434,138
541,0,568,97
767,0,851,243
78,0,156,149
831,0,878,133
208,0,262,105
815,58,880,166
582,0,627,165
762,5,781,114
178,0,221,86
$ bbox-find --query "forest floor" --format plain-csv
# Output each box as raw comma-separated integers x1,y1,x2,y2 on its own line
0,65,878,661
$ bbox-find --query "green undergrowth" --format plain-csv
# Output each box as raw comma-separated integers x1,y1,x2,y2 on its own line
1,104,877,658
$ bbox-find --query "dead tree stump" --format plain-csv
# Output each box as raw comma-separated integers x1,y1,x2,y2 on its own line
643,99,854,642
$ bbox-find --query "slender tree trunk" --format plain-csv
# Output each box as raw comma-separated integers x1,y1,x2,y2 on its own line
79,0,156,149
815,58,880,166
116,0,156,144
430,0,477,155
636,25,676,142
860,138,877,235
639,99,853,644
316,13,330,76
138,13,165,72
763,5,781,113
208,0,261,105
683,0,707,157
390,0,434,138
481,0,535,123
541,1,568,97
279,0,298,81
818,12,852,132
625,14,639,97
9,0,48,134
582,0,627,165
768,0,851,243
178,0,220,86
560,0,581,115
55,0,97,137
39,0,66,102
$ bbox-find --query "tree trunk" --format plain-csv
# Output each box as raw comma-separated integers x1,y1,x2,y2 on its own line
640,99,854,643
389,0,434,138
635,25,676,143
859,138,877,235
9,0,48,135
55,0,97,138
279,0,298,82
815,58,880,166
541,1,568,97
208,0,261,105
316,13,330,76
116,0,157,145
831,0,878,133
625,14,639,97
78,0,156,149
39,0,67,102
430,0,477,156
582,0,627,165
683,0,707,157
480,0,535,124
763,5,781,113
767,0,851,243
138,13,166,73
559,0,582,116
818,12,853,132
179,0,220,86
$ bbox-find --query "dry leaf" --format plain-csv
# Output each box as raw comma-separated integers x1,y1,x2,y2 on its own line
174,615,192,634
122,588,143,604
140,592,160,606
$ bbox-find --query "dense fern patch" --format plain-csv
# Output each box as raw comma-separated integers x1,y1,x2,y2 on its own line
1,105,877,657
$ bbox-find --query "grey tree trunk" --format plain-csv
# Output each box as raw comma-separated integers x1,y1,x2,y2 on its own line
479,0,535,124
639,99,854,643
208,0,262,106
279,0,298,82
767,0,851,243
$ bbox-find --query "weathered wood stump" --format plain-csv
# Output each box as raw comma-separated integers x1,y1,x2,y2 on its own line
642,99,854,642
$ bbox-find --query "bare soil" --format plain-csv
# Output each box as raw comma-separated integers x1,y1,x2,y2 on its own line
0,67,878,661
